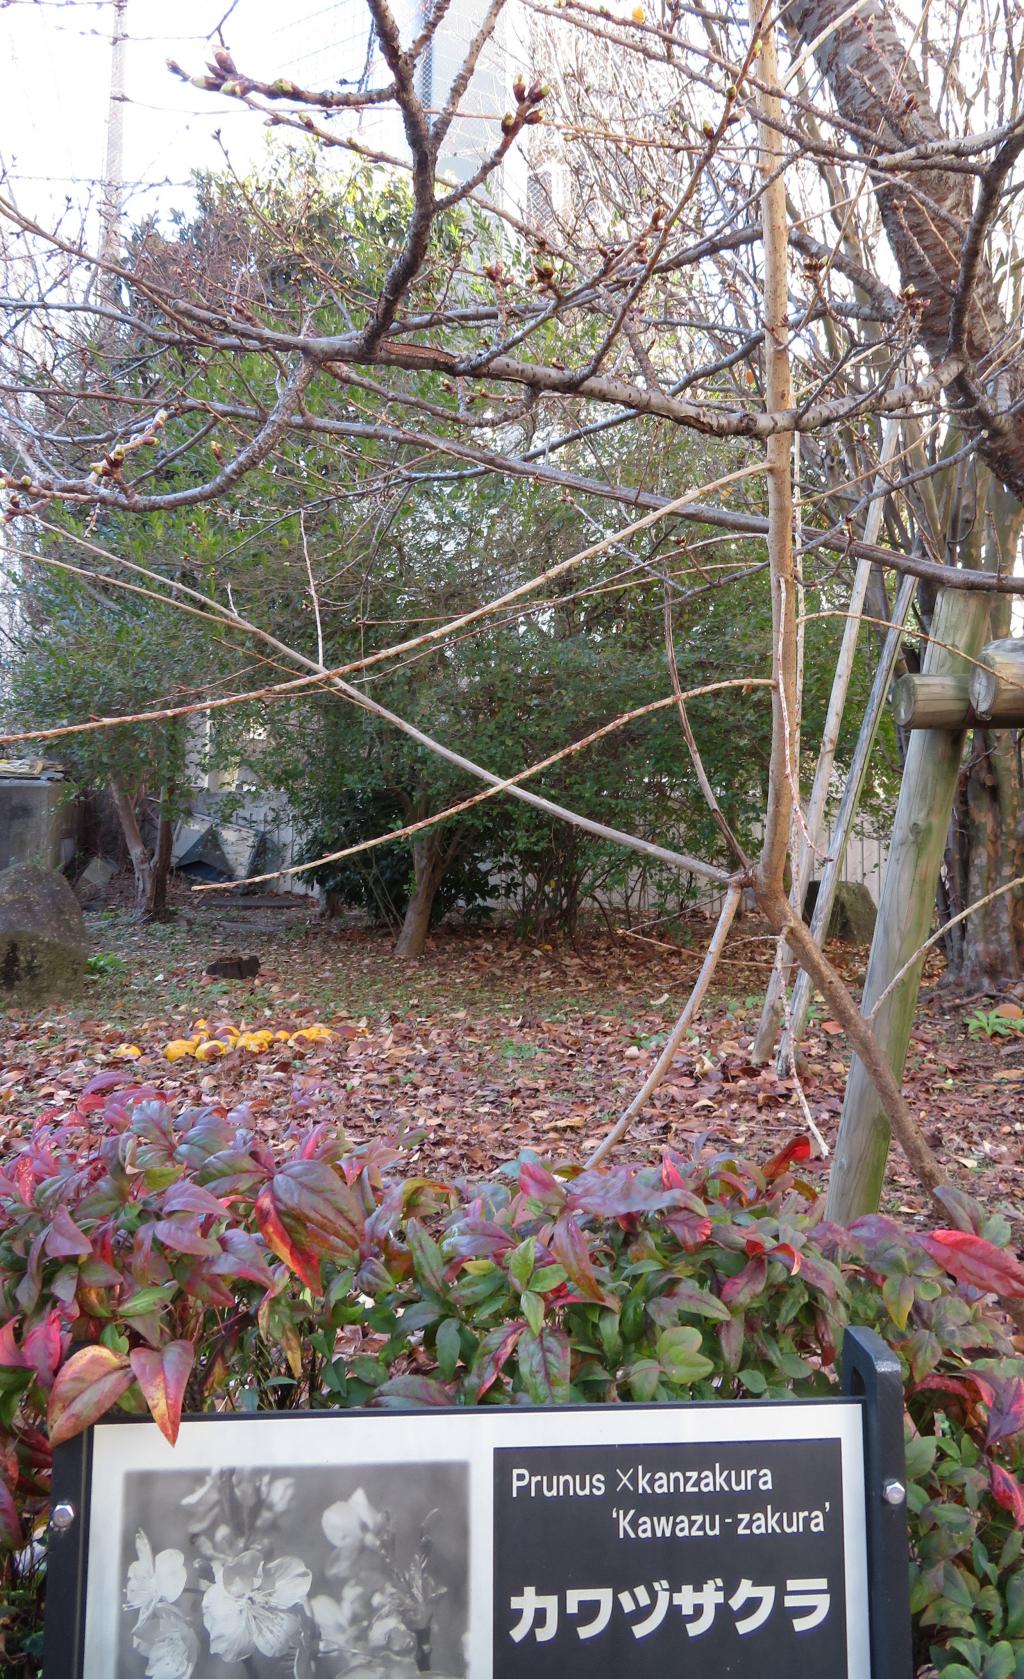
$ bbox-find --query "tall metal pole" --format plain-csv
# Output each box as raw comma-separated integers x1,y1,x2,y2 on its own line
97,0,128,309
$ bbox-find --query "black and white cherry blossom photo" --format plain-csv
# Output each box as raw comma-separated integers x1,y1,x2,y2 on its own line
116,1461,469,1679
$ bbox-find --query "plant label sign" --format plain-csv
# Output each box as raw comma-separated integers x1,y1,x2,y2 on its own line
45,1333,911,1679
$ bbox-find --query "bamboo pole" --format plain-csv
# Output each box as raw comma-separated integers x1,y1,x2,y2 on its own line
781,572,917,1064
752,421,899,1063
824,586,996,1223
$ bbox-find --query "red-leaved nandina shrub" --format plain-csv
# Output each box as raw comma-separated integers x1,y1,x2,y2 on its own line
0,1078,1021,1675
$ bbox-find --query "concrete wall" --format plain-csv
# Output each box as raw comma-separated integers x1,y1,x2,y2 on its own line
0,778,78,872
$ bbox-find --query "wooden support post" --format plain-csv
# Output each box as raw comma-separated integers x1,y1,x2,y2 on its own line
824,587,995,1225
891,674,973,729
970,637,1024,723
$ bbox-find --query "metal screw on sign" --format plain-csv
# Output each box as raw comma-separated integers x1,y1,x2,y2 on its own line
882,1479,906,1507
50,1502,76,1532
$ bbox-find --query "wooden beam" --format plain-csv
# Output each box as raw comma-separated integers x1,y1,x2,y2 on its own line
892,673,973,729
969,636,1024,723
825,586,996,1225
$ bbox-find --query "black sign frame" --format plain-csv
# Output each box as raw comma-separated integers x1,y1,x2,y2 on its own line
44,1325,911,1679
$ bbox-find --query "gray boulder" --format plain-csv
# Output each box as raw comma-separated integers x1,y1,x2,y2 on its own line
803,879,877,945
0,863,88,1003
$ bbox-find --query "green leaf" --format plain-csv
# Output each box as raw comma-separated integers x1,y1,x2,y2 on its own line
530,1264,568,1294
1005,1570,1024,1640
626,1357,661,1402
883,1272,916,1330
657,1326,714,1386
981,1644,1017,1679
435,1318,462,1381
508,1238,536,1291
118,1284,175,1318
738,1367,768,1395
522,1290,545,1336
518,1326,571,1405
905,1432,939,1481
349,1356,387,1387
406,1221,447,1296
650,1279,731,1324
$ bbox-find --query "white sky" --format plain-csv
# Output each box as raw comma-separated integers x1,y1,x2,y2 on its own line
0,0,389,235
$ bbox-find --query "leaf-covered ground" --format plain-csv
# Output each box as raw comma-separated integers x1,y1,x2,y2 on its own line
1,890,1021,1228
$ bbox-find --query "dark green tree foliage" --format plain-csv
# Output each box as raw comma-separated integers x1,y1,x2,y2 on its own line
3,564,247,919
260,452,884,948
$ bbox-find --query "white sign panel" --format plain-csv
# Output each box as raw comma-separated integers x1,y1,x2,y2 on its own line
73,1402,869,1679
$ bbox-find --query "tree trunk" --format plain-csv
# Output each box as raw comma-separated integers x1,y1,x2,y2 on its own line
110,781,155,922
109,783,174,923
148,801,174,921
941,490,1024,988
949,730,1024,989
393,833,451,958
787,0,1024,500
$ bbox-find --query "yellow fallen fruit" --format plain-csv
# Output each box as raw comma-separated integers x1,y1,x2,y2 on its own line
290,1025,335,1044
238,1031,273,1052
163,1039,198,1062
193,1039,228,1061
112,1043,142,1060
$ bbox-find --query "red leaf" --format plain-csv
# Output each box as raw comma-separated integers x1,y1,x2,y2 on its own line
23,1313,63,1388
990,1460,1024,1526
44,1207,91,1260
550,1216,616,1307
764,1135,813,1180
129,1341,194,1446
48,1345,134,1446
0,1479,21,1551
771,1241,802,1274
568,1167,676,1218
161,1181,228,1219
721,1255,768,1307
464,1323,523,1402
266,1161,365,1260
447,1219,516,1266
211,1228,276,1288
914,1372,995,1408
789,1249,840,1299
664,1209,713,1251
0,1321,27,1370
518,1161,566,1209
919,1230,1024,1298
987,1378,1024,1449
661,1150,688,1191
81,1070,127,1098
372,1375,454,1409
254,1187,321,1291
150,1219,221,1258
